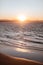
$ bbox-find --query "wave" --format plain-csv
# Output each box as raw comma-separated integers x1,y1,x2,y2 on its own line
0,31,43,51
0,22,43,51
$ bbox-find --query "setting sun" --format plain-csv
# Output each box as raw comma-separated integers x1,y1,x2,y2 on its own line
17,15,26,21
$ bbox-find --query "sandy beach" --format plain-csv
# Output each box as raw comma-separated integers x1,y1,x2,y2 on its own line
0,44,43,64
0,53,43,65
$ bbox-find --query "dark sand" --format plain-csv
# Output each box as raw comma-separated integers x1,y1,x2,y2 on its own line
0,53,43,65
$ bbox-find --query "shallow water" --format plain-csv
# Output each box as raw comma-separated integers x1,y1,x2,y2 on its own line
0,45,43,63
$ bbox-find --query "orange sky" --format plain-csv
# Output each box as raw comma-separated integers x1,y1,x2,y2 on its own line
0,0,43,21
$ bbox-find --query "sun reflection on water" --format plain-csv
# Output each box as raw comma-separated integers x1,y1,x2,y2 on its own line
15,48,31,53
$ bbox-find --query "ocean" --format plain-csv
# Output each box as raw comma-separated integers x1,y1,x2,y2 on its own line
0,21,43,62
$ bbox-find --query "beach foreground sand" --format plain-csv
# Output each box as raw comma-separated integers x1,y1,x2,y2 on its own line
0,53,43,65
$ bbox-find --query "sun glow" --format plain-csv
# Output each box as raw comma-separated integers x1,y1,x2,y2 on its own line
17,15,26,21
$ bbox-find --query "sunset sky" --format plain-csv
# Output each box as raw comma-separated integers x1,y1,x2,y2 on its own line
0,0,43,20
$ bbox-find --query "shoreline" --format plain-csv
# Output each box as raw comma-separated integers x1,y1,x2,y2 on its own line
0,53,43,65
0,44,43,63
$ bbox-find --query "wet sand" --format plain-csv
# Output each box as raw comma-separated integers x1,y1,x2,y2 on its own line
0,53,43,65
